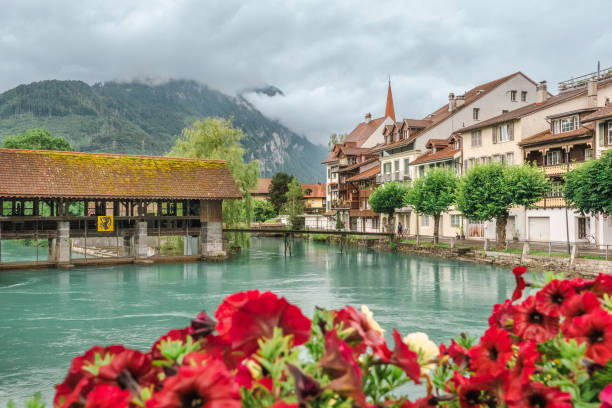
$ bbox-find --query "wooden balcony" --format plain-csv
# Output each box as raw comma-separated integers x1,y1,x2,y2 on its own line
544,162,579,176
533,196,566,208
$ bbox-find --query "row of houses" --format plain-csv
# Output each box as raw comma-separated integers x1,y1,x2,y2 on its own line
321,67,612,246
250,178,327,214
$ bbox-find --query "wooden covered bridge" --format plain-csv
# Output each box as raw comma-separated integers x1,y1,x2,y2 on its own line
0,148,241,267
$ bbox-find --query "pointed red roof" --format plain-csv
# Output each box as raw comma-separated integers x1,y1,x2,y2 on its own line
385,80,396,121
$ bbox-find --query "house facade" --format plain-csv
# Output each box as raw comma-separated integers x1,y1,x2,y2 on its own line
302,183,326,214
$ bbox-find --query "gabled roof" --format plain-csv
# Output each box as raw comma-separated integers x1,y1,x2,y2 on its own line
377,72,536,151
519,124,594,147
347,164,381,182
0,149,242,200
582,104,612,123
410,147,460,166
302,184,326,198
403,119,433,128
461,78,612,132
250,178,272,195
340,157,378,172
321,151,337,164
343,116,386,145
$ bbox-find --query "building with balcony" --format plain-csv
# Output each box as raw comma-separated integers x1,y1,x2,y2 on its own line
345,163,381,232
301,183,326,214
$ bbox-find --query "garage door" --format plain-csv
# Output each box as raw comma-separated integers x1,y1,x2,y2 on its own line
529,217,550,241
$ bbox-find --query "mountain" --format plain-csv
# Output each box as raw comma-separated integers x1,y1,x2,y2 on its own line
0,79,327,182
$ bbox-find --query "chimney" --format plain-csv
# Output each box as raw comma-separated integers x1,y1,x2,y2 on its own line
448,93,456,112
587,79,598,108
455,94,465,108
536,81,549,104
365,112,372,124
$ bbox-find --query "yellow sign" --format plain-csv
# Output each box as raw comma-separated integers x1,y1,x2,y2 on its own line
97,216,114,232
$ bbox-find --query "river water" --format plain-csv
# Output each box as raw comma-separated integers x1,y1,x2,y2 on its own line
0,237,514,405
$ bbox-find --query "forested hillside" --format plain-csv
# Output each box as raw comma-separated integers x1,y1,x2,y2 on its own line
0,79,327,181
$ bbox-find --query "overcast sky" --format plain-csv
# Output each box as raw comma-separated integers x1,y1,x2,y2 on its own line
1,0,611,145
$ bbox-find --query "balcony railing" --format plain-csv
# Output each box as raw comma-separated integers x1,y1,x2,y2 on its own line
383,173,392,182
534,196,566,208
544,162,579,176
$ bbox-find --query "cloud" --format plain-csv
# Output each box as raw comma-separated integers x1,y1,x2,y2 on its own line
0,0,610,145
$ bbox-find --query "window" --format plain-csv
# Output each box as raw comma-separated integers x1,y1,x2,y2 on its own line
499,124,509,142
550,180,563,197
510,90,517,101
471,130,482,147
608,121,612,144
555,116,578,133
521,91,527,102
384,162,391,174
585,148,593,161
421,215,429,227
394,160,400,180
419,166,425,178
473,108,480,120
404,158,410,175
546,150,561,165
506,152,514,165
327,168,331,178
577,217,590,240
451,215,462,227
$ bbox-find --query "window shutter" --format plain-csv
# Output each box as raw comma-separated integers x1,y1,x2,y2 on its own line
492,127,497,144
508,122,514,141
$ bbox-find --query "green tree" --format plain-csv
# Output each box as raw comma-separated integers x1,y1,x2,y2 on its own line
407,168,458,243
168,117,259,245
269,172,295,214
283,179,305,230
368,182,410,232
457,163,550,249
253,199,276,222
2,129,73,151
564,150,612,215
327,133,347,151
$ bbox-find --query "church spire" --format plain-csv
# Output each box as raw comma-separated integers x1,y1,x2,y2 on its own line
385,78,396,122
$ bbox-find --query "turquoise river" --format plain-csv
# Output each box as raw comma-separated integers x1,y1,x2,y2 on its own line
0,237,515,405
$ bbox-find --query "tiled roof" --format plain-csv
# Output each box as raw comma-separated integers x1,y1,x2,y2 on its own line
425,138,450,148
403,119,432,128
519,125,593,147
340,157,378,172
302,183,326,198
250,178,272,195
343,117,386,145
339,146,372,156
582,104,612,123
347,165,380,182
460,78,612,133
410,147,460,165
321,151,337,164
0,148,242,200
378,72,534,151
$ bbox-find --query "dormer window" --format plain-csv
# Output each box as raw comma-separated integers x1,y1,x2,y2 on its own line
552,115,578,134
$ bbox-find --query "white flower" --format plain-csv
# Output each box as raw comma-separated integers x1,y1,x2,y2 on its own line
361,305,384,335
403,332,438,374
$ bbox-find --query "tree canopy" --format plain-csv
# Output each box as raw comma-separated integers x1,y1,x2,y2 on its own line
407,168,458,242
283,179,305,230
564,150,612,215
457,163,549,248
168,117,259,245
253,199,276,222
268,172,295,214
2,129,73,151
327,133,346,151
369,182,410,231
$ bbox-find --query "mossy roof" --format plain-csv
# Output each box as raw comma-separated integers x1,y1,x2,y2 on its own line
0,148,242,200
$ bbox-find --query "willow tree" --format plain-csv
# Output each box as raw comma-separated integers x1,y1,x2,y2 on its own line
169,118,259,245
457,163,549,249
407,168,458,243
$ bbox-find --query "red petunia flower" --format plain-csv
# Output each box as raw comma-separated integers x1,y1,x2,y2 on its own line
504,341,538,401
149,327,195,361
512,266,527,301
591,273,612,297
333,305,391,359
215,290,311,358
287,363,322,405
145,358,240,408
505,381,571,408
468,327,513,376
54,345,125,407
389,329,421,384
600,384,612,408
453,372,503,408
85,384,131,408
98,349,159,392
190,311,216,340
535,280,576,317
564,307,612,365
447,339,470,369
561,291,600,332
513,296,559,342
318,329,367,407
488,300,514,331
567,277,594,292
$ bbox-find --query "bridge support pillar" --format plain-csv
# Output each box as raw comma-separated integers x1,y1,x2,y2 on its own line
200,222,224,257
55,221,70,265
48,238,57,261
133,222,149,259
